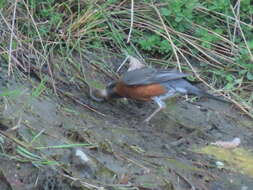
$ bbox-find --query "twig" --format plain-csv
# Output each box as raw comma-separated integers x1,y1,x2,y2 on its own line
127,0,134,43
62,174,105,190
116,55,130,72
21,0,46,53
230,3,253,62
0,130,29,149
90,62,116,79
22,0,57,93
152,4,182,72
231,1,240,50
190,22,237,47
172,169,196,190
115,152,151,173
8,0,18,76
0,11,49,67
197,7,253,29
57,88,106,117
48,53,57,94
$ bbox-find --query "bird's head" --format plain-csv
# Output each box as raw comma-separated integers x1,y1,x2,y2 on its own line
90,82,121,102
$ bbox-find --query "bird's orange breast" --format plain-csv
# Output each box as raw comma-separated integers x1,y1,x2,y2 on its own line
115,82,167,101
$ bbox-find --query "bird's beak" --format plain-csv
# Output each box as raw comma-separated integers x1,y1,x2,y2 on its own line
89,88,108,102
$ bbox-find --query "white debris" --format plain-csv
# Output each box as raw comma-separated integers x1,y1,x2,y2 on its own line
215,161,224,169
75,149,90,162
210,137,241,149
127,56,145,71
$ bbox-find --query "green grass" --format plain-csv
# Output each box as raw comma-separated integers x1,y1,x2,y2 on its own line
0,89,23,97
31,78,47,97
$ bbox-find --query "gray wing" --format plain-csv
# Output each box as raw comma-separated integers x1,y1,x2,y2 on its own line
121,68,189,86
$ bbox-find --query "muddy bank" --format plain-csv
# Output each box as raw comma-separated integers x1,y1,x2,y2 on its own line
0,65,253,190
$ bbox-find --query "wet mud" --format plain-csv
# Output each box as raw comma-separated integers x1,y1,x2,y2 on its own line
0,64,253,190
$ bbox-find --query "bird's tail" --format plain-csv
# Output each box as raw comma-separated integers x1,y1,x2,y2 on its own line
184,83,229,103
196,90,229,103
166,79,229,103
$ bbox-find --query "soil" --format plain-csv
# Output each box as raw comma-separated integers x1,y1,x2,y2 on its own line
0,59,253,190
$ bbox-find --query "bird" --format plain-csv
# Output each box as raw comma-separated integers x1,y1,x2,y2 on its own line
90,67,228,122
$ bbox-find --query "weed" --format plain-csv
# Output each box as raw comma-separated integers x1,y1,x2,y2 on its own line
0,89,23,98
31,78,46,97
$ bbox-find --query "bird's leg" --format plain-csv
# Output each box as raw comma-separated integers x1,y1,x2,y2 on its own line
144,89,177,123
144,97,166,123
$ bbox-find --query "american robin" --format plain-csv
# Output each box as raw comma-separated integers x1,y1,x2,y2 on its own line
91,68,227,122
